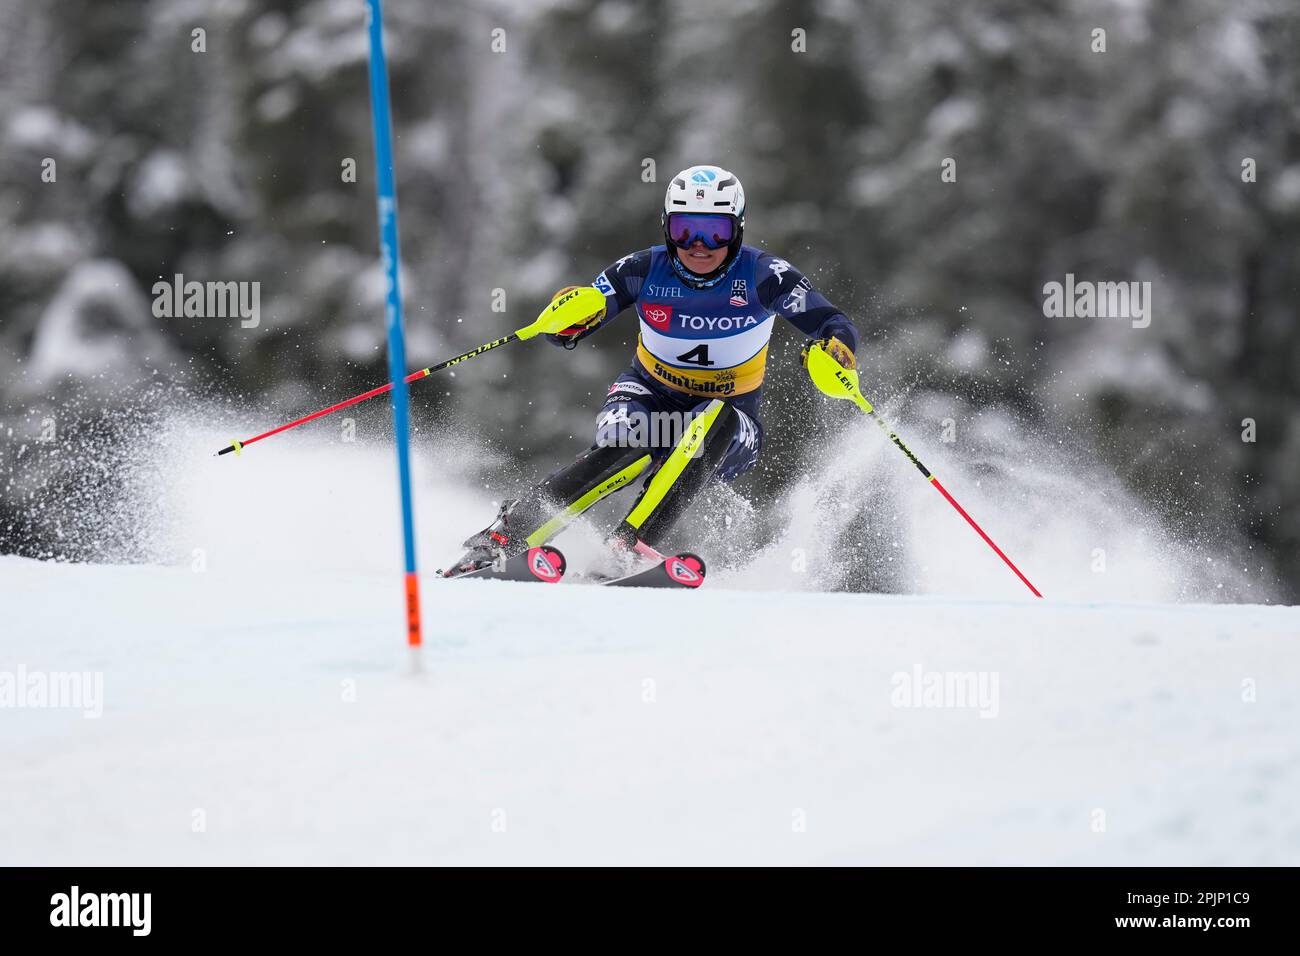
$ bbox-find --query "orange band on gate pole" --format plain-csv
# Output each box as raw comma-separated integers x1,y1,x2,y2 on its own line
404,572,422,647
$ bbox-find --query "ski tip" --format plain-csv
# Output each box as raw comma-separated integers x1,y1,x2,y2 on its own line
525,545,566,583
665,552,706,588
444,545,567,583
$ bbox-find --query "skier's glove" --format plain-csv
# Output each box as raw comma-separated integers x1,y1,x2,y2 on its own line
544,286,606,349
801,335,856,373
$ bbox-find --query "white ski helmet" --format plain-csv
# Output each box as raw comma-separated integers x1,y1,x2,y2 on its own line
662,164,746,288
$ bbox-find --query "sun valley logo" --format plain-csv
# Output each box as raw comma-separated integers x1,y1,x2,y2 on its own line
651,362,736,395
642,304,673,330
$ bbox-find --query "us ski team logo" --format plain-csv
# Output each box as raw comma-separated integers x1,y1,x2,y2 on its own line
730,279,747,307
642,303,673,331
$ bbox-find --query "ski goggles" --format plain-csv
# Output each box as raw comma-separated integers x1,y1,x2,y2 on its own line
665,213,736,250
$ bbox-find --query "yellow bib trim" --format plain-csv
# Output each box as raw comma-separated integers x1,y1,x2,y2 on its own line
635,338,767,398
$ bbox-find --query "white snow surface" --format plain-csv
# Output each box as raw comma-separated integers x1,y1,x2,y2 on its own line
1,429,1298,865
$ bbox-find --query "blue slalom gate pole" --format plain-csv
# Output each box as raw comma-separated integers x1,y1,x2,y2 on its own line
364,0,422,653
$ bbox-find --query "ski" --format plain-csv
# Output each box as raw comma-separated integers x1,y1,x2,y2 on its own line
443,545,567,584
598,552,706,589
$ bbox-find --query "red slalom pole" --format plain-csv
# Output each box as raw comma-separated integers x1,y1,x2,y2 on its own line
214,287,609,457
216,369,427,457
930,476,1043,598
805,342,1043,598
214,333,519,457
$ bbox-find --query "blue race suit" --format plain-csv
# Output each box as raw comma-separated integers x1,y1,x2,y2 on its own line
572,244,859,480
446,243,864,562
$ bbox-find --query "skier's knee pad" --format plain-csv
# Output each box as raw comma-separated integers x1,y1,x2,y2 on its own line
678,400,759,480
619,400,739,545
683,400,742,474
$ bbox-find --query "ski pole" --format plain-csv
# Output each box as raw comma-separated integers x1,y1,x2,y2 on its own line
804,342,1043,598
216,286,606,456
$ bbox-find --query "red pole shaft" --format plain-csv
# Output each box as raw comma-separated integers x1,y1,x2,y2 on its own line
929,476,1043,598
217,332,524,456
224,369,429,454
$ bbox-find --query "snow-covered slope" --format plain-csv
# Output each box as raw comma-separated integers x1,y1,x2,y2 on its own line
2,552,1297,866
2,425,1296,865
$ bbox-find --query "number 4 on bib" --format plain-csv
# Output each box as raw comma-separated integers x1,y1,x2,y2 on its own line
676,344,714,367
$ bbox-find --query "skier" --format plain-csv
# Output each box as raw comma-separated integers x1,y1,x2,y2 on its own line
443,164,859,577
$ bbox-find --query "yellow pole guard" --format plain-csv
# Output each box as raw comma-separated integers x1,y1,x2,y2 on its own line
229,439,243,456
805,342,874,414
525,454,653,546
516,286,609,340
624,400,726,530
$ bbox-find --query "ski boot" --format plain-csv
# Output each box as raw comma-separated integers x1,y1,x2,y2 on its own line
585,525,669,583
439,499,521,578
